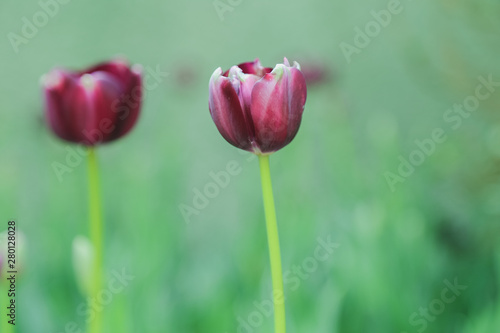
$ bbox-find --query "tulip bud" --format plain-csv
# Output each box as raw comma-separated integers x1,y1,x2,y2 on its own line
41,59,143,146
72,235,94,296
208,58,307,154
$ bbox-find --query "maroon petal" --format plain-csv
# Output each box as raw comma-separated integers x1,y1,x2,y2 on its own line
226,66,259,140
44,70,81,142
45,70,95,144
80,72,125,144
223,59,272,78
250,63,307,153
209,68,253,151
237,59,273,77
83,59,134,87
105,66,143,142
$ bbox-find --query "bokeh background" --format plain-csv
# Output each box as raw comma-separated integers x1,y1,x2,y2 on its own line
1,0,500,332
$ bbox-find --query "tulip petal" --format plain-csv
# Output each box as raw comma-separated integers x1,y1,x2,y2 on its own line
82,72,127,144
106,66,143,142
47,71,105,144
250,64,307,153
237,59,273,77
223,59,272,78
44,70,83,142
209,68,253,151
227,66,260,138
84,59,135,88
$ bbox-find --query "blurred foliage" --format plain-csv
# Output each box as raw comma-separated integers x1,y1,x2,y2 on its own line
0,0,500,332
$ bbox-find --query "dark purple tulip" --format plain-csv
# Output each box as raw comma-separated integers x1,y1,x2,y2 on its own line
209,58,307,154
42,59,143,145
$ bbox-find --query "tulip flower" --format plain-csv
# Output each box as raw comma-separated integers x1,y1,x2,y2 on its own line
41,59,143,333
209,58,307,154
208,58,308,333
42,59,142,145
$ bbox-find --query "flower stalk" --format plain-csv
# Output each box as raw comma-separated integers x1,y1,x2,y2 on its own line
258,154,286,333
208,58,307,333
87,147,103,333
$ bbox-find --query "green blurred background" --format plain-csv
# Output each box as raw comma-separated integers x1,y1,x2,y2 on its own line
1,0,500,332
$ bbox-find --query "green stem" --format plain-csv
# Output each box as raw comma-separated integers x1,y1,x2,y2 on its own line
87,147,103,333
258,154,286,333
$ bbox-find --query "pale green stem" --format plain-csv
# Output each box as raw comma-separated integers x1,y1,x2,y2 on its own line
87,147,103,333
258,154,286,333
